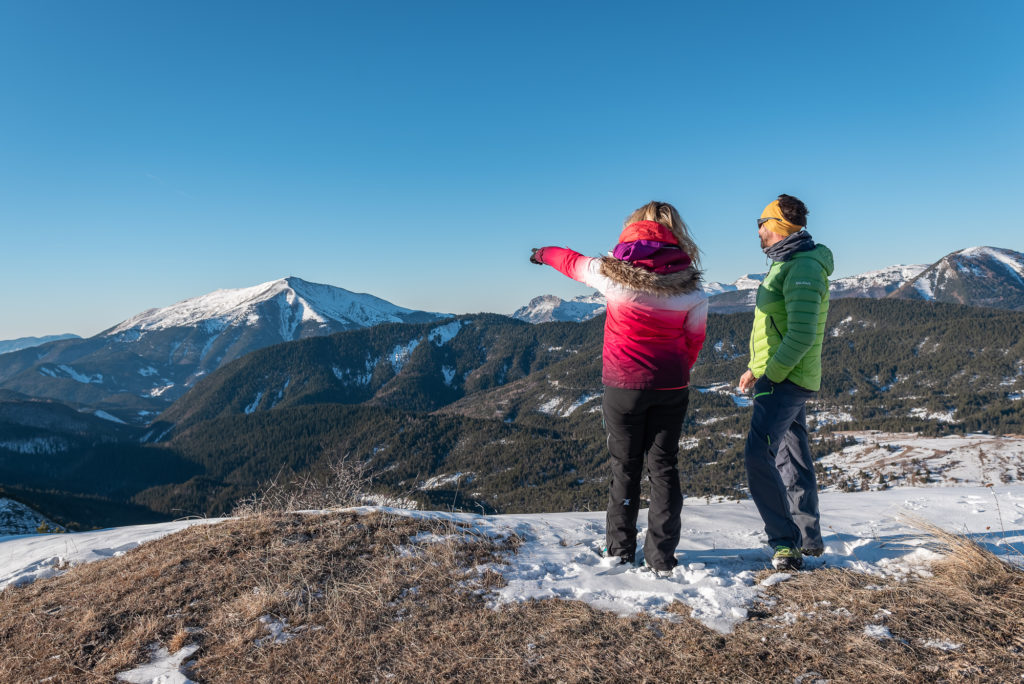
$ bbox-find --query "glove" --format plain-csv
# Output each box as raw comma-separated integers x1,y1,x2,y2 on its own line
530,248,544,265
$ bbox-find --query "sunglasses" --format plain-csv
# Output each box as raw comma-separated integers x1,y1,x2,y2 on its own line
757,217,779,228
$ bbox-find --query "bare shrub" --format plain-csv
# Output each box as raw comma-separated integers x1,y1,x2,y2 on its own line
232,453,372,517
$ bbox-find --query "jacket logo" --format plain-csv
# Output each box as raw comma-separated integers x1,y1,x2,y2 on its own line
794,281,812,286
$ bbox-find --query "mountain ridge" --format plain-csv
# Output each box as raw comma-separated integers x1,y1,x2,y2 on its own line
894,246,1024,309
0,334,80,356
0,278,451,422
514,246,1021,321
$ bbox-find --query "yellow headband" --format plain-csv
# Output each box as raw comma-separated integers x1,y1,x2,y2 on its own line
759,200,803,237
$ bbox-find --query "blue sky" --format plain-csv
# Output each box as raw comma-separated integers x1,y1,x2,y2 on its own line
1,1,1021,338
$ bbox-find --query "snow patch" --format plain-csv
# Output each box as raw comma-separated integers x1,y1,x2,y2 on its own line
563,392,601,416
148,383,176,398
116,643,199,683
39,365,103,383
334,357,377,386
921,639,962,651
389,339,420,372
0,437,68,455
808,409,854,427
863,624,893,639
419,472,475,490
536,396,561,415
244,392,264,415
696,382,752,407
908,407,958,423
913,277,935,300
428,321,465,346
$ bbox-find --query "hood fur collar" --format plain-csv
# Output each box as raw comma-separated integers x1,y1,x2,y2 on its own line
599,256,702,296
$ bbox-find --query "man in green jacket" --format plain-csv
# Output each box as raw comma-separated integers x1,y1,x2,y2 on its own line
738,194,834,570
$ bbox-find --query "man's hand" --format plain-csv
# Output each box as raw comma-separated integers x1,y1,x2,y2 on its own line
738,370,756,393
530,248,543,265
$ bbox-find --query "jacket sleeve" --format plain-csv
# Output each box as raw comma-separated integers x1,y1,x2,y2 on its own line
534,247,600,288
682,297,709,370
764,260,826,383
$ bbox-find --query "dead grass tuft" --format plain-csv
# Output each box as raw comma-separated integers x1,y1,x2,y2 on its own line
167,627,191,653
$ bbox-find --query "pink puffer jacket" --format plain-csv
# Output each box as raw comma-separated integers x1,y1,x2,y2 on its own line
534,244,708,390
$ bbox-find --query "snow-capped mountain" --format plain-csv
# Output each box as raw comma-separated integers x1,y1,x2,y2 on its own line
511,293,606,323
892,246,1024,310
706,265,932,311
515,274,768,322
107,277,439,337
0,335,80,357
703,274,765,296
831,264,928,299
0,278,450,422
519,247,1022,318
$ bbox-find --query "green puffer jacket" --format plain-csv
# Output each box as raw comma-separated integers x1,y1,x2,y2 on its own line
748,244,834,391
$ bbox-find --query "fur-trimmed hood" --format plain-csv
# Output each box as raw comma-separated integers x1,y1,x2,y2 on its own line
599,256,702,296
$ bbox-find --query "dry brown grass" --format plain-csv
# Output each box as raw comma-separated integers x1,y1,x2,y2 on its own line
1,511,1021,683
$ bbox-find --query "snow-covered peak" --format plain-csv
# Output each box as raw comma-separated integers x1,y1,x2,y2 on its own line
835,264,928,284
512,293,607,324
952,246,1024,280
704,274,765,296
894,246,1024,308
831,264,928,299
107,277,442,336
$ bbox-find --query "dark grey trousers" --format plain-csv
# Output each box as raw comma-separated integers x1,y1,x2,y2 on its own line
603,386,689,571
743,376,823,551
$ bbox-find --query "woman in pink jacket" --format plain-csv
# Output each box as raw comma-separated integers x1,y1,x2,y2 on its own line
531,201,708,575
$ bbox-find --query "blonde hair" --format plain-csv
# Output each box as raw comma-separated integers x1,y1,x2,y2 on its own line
624,201,701,269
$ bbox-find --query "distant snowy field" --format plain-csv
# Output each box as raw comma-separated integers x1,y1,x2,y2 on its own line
821,431,1024,487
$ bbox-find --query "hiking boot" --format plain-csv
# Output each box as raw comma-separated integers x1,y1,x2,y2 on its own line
800,546,825,558
643,563,674,579
771,545,803,570
603,547,634,565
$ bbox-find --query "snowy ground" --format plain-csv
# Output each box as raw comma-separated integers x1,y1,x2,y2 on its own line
2,483,1023,680
4,487,1024,634
463,485,1024,633
0,518,221,590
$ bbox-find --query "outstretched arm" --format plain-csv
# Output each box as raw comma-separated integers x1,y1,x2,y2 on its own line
530,247,597,287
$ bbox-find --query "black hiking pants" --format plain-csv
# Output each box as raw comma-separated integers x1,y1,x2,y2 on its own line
603,386,689,571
